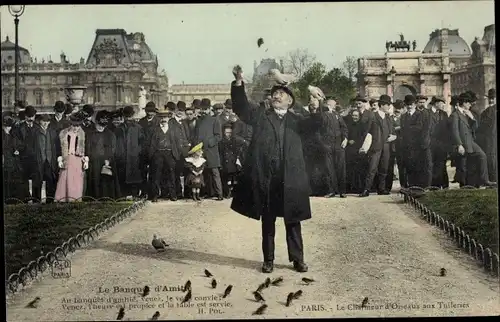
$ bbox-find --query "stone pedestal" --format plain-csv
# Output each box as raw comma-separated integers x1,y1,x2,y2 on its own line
64,85,87,113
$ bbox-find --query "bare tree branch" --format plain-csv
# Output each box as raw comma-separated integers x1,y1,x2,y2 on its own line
342,56,357,82
282,49,317,79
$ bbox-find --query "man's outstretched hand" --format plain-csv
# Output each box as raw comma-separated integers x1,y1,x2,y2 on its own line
233,65,244,86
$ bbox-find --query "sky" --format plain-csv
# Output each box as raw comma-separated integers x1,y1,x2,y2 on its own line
0,2,495,85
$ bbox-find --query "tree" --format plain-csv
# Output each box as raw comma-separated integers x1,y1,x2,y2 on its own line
282,48,317,79
290,62,326,104
342,56,358,83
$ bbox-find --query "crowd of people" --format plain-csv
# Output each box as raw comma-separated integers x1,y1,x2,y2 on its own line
2,85,497,204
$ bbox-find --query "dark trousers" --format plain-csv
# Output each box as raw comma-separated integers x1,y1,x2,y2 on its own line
32,160,57,203
364,144,390,192
175,160,184,197
206,167,223,198
386,149,396,191
183,167,193,198
465,143,490,187
404,146,426,188
453,155,467,186
396,156,408,188
325,147,346,194
422,148,433,188
140,155,149,197
431,147,449,188
262,215,304,263
151,150,177,199
486,152,497,182
221,171,238,197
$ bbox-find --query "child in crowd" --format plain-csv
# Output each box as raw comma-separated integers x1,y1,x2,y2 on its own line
184,142,206,201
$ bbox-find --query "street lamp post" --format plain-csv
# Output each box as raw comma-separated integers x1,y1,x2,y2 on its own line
390,66,397,99
8,5,25,106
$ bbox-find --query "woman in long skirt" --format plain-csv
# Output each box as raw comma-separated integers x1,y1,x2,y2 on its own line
55,112,88,202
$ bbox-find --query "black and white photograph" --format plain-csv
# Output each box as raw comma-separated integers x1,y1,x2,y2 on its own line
2,2,499,320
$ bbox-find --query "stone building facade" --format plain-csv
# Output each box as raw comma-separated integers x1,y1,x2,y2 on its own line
168,83,230,105
1,29,169,113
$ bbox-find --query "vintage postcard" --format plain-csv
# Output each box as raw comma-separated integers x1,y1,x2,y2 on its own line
2,2,499,321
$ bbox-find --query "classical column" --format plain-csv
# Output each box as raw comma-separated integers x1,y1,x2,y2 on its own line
419,75,426,95
442,74,451,103
386,76,392,96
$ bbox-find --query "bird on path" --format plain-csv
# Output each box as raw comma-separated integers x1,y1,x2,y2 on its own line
223,285,233,298
308,85,326,100
26,297,41,308
293,290,303,300
142,286,150,297
151,234,168,251
361,297,369,307
204,269,213,277
264,277,271,288
183,280,191,292
150,311,160,320
256,283,266,293
268,69,296,86
302,277,315,284
116,307,125,320
182,290,192,303
253,304,268,315
253,291,265,302
271,276,284,286
286,292,295,307
211,279,217,289
440,268,447,276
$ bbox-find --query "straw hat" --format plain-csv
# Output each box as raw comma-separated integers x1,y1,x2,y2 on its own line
188,142,203,155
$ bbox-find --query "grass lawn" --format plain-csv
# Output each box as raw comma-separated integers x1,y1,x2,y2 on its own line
419,189,499,253
4,201,133,277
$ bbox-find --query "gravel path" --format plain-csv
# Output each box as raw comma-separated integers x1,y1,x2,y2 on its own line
6,194,499,321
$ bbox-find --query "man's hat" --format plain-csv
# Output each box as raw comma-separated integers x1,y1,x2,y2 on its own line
354,95,367,103
177,101,187,111
378,94,392,106
369,98,378,106
145,101,157,113
38,114,51,122
81,104,95,117
64,103,73,115
213,103,224,110
224,99,232,108
122,105,135,118
14,100,26,110
18,110,25,120
464,90,477,102
487,88,496,99
24,105,37,117
69,111,85,123
263,88,272,95
458,92,473,103
404,95,416,105
95,110,109,123
192,99,201,108
200,98,212,109
450,95,459,107
165,101,177,111
223,122,233,130
188,142,203,155
157,110,172,117
111,109,124,119
393,99,404,109
54,101,66,113
416,94,428,101
270,84,296,106
3,115,15,127
433,96,446,104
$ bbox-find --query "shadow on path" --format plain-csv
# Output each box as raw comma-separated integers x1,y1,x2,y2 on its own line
88,241,289,272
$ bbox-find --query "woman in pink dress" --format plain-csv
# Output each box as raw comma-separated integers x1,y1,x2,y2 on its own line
55,112,89,202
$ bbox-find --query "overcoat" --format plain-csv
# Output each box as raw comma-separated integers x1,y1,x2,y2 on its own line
122,120,145,184
476,104,497,156
193,115,222,168
230,81,312,223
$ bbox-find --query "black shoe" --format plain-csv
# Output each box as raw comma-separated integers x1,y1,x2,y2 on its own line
339,194,347,198
217,196,224,201
359,190,369,197
293,261,308,273
377,190,390,195
262,261,274,273
151,198,158,203
170,197,178,201
484,181,497,187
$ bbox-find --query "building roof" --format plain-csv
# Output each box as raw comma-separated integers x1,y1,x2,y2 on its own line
423,28,471,57
1,36,30,53
254,58,281,77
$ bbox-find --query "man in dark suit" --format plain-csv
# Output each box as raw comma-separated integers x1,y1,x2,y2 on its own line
311,95,348,198
359,95,395,197
428,96,450,188
386,100,404,190
49,101,70,135
476,88,497,182
416,94,434,188
138,101,160,197
450,93,496,187
230,67,311,273
355,95,374,138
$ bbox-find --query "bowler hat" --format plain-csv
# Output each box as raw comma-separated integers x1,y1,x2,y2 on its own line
69,111,85,123
54,101,66,113
464,90,477,102
177,101,187,111
165,101,176,111
157,110,172,117
416,94,428,101
213,103,224,110
81,104,95,117
378,94,392,106
393,99,404,109
354,95,367,103
122,105,135,118
38,114,51,122
450,95,459,107
458,92,472,103
95,110,109,123
224,99,232,108
14,100,25,110
192,99,201,108
270,84,296,106
145,101,157,113
3,115,15,127
64,103,73,115
404,95,416,105
200,98,212,109
111,109,123,119
434,96,446,103
24,105,37,117
487,88,496,99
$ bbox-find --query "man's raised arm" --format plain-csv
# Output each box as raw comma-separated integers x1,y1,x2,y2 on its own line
231,66,259,126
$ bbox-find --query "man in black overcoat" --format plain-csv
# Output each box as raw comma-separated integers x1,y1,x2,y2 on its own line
49,101,70,135
428,96,450,188
230,67,311,274
476,88,497,182
450,93,496,187
359,95,395,197
138,101,160,198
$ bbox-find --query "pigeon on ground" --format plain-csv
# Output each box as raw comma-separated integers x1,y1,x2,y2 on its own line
183,280,191,292
150,311,160,320
211,279,217,289
302,277,315,284
271,276,283,286
204,269,213,277
440,268,447,276
264,277,271,288
151,234,168,251
253,291,265,302
182,290,192,303
293,290,303,299
26,297,41,308
116,307,125,320
253,304,268,315
142,286,150,297
361,297,369,307
286,292,294,307
223,285,233,298
257,38,264,48
268,69,296,85
308,85,326,100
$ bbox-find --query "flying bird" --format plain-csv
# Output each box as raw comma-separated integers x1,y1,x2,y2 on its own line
268,69,296,86
26,297,41,308
116,307,125,320
150,311,160,320
182,290,192,303
302,277,315,284
204,269,213,277
223,285,233,298
293,290,303,300
308,85,326,100
264,277,271,288
257,38,264,48
184,280,191,292
286,292,295,307
361,297,369,308
151,234,168,251
271,276,284,286
211,279,217,289
142,286,150,297
253,291,265,302
440,268,447,277
253,304,268,315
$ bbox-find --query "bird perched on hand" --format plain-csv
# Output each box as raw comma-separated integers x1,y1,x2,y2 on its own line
268,69,297,85
151,234,168,251
308,85,326,101
26,297,41,308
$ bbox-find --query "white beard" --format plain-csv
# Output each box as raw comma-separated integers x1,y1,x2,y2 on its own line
274,108,288,118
